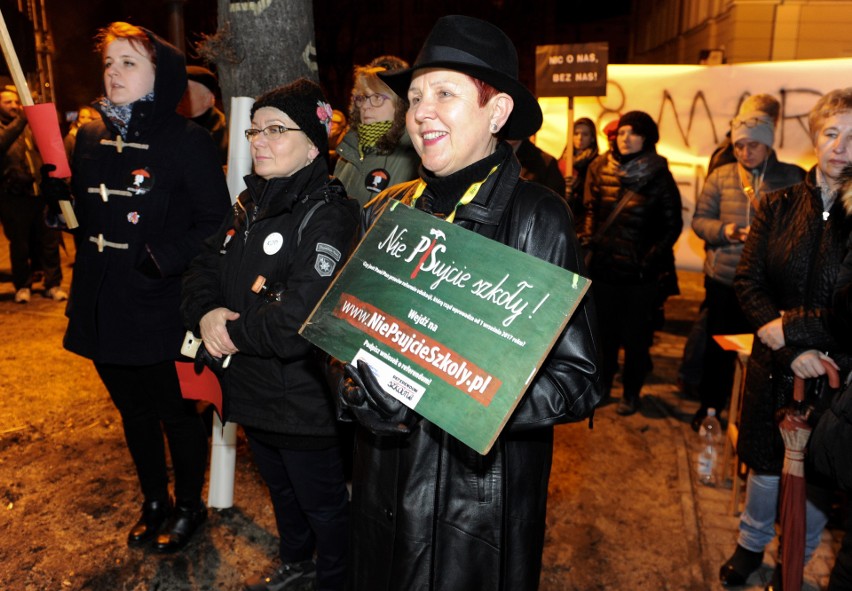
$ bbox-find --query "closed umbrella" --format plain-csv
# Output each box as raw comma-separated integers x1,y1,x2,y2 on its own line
778,359,839,591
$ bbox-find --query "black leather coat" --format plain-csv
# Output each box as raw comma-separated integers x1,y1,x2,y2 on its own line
734,167,852,474
347,146,601,591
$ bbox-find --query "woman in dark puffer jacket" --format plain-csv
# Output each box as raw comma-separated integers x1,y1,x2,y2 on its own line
582,111,683,416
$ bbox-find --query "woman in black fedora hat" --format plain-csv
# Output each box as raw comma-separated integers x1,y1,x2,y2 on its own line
332,14,601,590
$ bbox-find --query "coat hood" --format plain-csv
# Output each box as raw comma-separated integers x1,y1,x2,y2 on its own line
142,27,187,121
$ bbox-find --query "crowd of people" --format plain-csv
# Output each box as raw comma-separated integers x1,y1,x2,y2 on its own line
2,12,852,591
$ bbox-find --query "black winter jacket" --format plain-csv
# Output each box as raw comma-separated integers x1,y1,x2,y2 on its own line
734,167,852,474
514,137,565,198
63,29,230,366
346,144,601,591
0,113,40,198
181,160,360,434
582,150,683,285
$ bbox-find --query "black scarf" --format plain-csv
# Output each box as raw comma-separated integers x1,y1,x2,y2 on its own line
614,149,668,190
417,141,510,215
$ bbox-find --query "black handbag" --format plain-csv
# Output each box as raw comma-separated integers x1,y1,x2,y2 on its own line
808,377,852,491
583,189,636,268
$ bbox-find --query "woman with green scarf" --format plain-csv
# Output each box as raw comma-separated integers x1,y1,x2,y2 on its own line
333,55,419,206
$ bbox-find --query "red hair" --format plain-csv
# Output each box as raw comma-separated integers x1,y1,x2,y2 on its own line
469,76,500,107
95,22,156,64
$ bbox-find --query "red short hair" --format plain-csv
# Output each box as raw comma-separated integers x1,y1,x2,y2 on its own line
469,76,500,107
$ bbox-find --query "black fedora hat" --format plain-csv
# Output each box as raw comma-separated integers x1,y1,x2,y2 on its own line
379,15,542,140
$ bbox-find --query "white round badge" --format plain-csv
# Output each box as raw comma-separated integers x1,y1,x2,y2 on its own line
263,232,284,255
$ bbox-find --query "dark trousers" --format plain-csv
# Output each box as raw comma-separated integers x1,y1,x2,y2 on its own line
679,302,708,386
0,193,62,290
594,280,658,400
95,361,208,503
247,435,349,591
698,278,751,414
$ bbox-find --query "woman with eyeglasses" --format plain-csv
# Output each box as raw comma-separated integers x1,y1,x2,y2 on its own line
52,22,231,553
333,55,420,205
182,78,360,591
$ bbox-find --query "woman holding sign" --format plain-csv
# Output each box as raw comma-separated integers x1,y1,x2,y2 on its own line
333,15,601,591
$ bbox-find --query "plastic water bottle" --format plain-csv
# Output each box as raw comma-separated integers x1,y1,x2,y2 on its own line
697,408,723,486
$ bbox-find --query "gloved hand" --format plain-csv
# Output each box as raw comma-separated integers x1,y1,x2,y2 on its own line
40,164,72,207
339,360,420,435
194,344,230,377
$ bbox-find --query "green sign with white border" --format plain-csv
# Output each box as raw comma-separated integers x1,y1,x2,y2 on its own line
300,201,590,454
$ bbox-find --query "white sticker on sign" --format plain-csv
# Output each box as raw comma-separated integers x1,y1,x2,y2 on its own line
352,348,426,409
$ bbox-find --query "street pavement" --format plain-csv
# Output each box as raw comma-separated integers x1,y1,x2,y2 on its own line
0,230,843,590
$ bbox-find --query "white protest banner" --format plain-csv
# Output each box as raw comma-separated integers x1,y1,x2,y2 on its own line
535,58,852,269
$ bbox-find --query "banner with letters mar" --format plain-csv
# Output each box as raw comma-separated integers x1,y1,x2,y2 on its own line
300,202,590,455
534,58,852,271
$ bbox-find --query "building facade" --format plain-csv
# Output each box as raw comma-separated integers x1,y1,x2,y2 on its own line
630,0,852,64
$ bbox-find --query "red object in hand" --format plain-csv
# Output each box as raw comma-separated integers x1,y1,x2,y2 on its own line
23,103,71,178
792,358,840,403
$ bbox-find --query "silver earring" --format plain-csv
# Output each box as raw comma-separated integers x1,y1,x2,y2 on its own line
490,123,498,133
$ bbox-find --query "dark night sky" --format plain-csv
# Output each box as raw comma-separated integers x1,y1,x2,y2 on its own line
13,0,630,122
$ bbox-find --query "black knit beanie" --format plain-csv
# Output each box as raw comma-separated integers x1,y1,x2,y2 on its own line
617,111,659,146
250,78,333,157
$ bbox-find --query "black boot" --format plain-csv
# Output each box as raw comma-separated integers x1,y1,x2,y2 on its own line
127,498,172,547
154,499,207,553
616,394,640,416
765,564,782,591
719,544,764,587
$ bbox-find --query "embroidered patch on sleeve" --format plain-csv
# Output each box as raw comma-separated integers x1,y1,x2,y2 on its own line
316,242,341,261
314,243,341,277
315,253,336,277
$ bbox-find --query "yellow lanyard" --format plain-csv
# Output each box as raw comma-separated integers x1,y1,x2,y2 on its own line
411,165,499,223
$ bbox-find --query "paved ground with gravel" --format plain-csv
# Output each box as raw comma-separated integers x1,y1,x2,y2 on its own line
0,231,841,590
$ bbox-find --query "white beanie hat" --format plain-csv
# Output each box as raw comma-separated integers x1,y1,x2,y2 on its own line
731,111,775,147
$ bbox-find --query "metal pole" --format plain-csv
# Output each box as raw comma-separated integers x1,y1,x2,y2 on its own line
30,0,54,103
0,6,34,105
565,96,574,177
164,0,187,54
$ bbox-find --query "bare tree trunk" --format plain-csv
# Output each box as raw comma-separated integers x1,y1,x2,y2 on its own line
204,0,318,118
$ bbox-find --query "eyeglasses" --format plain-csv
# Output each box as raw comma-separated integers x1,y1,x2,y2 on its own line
731,116,770,129
353,93,390,108
244,125,303,141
